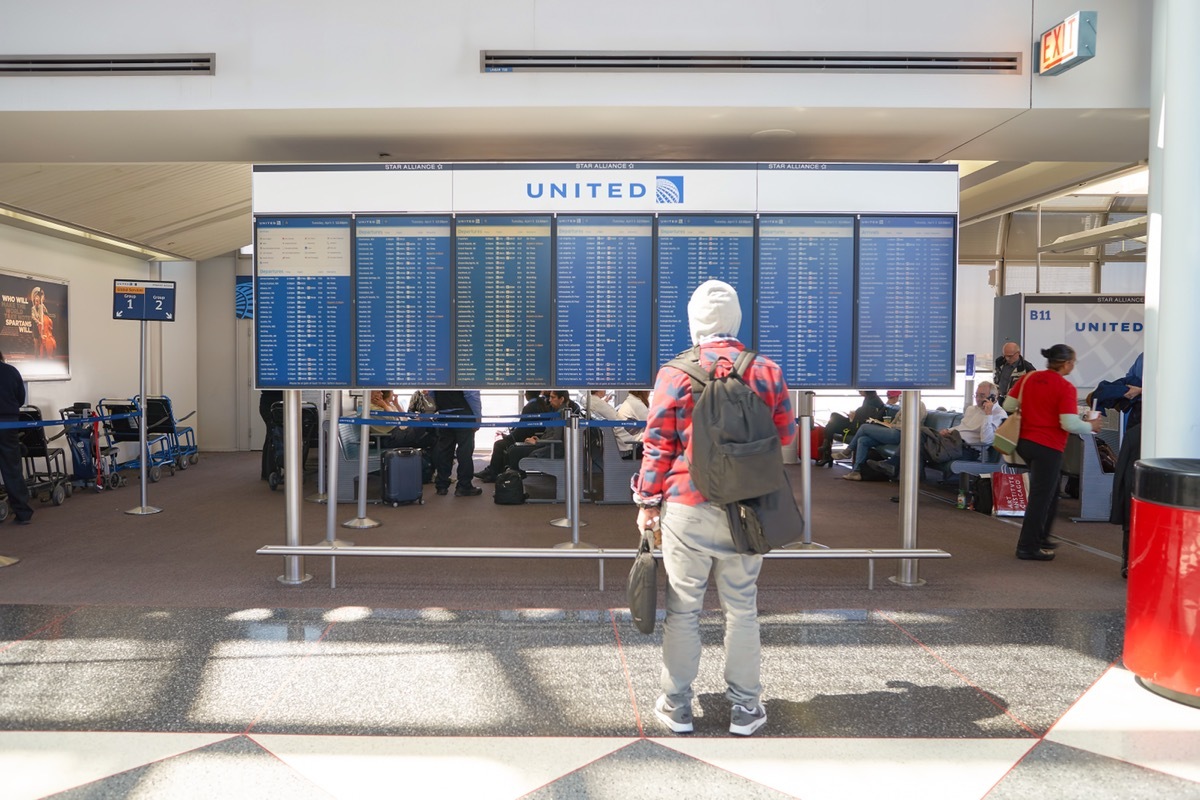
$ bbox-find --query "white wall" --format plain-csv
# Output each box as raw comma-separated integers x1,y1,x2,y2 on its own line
1,0,1148,114
0,224,198,441
196,253,240,452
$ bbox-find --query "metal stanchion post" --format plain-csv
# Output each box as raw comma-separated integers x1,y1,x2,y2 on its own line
278,390,311,585
550,409,579,528
126,319,161,516
555,414,595,549
785,390,827,550
890,390,925,587
324,391,353,547
307,391,328,503
344,398,380,529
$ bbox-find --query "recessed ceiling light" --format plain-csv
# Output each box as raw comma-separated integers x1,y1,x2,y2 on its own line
751,129,796,139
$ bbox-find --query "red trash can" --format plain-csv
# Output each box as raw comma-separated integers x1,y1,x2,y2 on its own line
1123,458,1200,707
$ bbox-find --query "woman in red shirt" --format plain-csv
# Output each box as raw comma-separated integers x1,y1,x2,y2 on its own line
1003,344,1103,560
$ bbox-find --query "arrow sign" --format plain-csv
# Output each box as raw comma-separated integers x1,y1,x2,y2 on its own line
114,280,177,322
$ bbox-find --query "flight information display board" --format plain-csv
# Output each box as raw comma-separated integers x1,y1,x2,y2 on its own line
756,215,855,387
554,215,654,387
654,215,756,363
354,215,452,387
854,215,956,388
254,216,352,388
453,215,552,387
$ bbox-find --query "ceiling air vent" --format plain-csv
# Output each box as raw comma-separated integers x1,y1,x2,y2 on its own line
482,51,1021,75
0,54,215,76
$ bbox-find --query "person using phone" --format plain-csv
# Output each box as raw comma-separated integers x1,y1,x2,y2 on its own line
868,381,1007,477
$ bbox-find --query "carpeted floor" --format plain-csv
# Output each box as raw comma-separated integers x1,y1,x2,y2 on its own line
0,451,1128,612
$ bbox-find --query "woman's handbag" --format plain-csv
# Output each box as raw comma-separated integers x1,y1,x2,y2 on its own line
627,528,658,634
993,411,1021,455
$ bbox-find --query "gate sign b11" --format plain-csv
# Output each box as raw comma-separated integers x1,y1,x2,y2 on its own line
113,280,177,322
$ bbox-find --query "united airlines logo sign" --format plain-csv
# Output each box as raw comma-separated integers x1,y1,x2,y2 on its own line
522,175,685,203
655,176,684,204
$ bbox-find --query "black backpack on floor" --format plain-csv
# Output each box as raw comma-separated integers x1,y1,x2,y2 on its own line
494,469,528,505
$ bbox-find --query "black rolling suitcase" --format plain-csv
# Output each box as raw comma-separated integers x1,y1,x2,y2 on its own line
381,448,424,506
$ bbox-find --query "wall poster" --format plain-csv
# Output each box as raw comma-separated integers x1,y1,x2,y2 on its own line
0,270,70,380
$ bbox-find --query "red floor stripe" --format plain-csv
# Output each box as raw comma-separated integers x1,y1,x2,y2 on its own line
243,620,337,735
609,608,645,738
0,605,83,653
879,611,1040,737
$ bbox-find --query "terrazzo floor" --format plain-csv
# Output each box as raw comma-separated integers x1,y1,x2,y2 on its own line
1,604,1197,799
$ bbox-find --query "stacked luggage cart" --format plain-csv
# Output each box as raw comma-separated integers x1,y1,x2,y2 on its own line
16,406,71,506
0,395,199,520
141,395,200,471
59,403,120,491
95,395,200,483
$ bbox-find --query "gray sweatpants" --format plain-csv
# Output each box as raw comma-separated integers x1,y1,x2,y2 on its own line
659,500,763,709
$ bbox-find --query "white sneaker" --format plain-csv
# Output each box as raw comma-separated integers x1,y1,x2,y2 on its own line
729,703,767,736
654,695,694,733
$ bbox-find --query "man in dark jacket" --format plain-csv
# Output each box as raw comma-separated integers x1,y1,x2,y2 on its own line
0,352,33,524
476,390,550,483
994,342,1035,403
430,389,482,496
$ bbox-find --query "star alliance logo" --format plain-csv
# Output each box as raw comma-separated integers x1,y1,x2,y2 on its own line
655,176,684,204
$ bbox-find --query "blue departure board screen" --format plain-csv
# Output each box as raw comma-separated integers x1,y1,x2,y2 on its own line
354,215,452,387
254,216,352,388
555,215,654,387
855,215,956,388
654,215,756,363
756,215,855,387
453,215,553,387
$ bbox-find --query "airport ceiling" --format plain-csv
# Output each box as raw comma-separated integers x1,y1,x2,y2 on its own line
0,105,1149,262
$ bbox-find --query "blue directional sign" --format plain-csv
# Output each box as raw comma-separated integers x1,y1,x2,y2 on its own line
113,280,177,322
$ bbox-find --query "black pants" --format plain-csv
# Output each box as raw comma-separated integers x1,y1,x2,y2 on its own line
259,394,276,480
0,425,33,521
433,423,477,491
1015,438,1064,552
486,433,517,473
1110,423,1141,570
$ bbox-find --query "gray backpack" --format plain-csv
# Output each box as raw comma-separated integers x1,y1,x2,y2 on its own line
668,347,784,504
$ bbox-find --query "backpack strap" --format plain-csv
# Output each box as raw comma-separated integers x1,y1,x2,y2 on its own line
667,346,758,394
731,349,757,380
667,346,709,398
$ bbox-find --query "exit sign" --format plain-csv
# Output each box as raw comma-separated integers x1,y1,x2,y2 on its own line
1037,11,1097,76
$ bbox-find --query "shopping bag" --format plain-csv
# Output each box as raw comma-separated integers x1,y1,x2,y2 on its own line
627,528,658,634
993,411,1021,455
992,467,1029,517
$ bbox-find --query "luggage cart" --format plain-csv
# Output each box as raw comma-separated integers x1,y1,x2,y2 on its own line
96,398,175,483
140,395,199,470
17,405,71,506
266,400,318,490
60,403,121,491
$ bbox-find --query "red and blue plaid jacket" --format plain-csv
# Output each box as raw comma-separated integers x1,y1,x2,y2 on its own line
634,340,795,508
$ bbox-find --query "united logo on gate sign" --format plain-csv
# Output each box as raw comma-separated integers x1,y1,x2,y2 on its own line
655,176,684,204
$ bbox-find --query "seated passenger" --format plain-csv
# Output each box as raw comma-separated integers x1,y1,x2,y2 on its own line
817,390,886,467
843,398,927,481
477,390,550,483
614,390,650,458
582,389,619,421
369,390,430,450
506,390,571,471
869,381,1006,477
